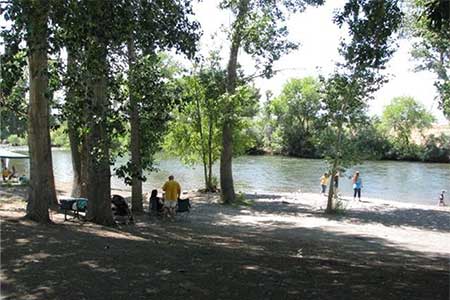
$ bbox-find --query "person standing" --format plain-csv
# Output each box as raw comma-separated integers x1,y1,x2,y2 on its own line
352,171,363,201
162,175,181,218
438,190,446,206
320,173,329,195
333,173,339,198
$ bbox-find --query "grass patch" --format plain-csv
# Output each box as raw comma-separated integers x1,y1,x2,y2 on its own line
231,192,254,207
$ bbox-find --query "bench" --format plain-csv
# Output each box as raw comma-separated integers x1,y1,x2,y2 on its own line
59,197,88,221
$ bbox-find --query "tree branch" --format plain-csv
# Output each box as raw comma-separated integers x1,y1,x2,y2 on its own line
243,67,306,82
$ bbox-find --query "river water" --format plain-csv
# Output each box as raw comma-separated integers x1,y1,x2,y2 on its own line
4,149,449,205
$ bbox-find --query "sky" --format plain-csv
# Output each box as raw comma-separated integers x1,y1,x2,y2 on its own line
191,0,447,124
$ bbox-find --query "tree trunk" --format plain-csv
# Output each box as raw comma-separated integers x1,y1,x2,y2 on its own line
25,0,57,223
80,133,89,198
326,164,337,213
220,0,249,203
193,83,209,191
207,117,213,191
127,38,143,213
326,124,343,213
68,121,82,197
220,121,235,203
66,49,83,197
85,42,114,226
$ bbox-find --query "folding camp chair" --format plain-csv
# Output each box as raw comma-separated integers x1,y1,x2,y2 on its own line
176,198,191,218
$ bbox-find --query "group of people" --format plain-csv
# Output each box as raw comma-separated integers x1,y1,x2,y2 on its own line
320,171,446,206
1,165,28,184
320,171,363,201
149,175,181,218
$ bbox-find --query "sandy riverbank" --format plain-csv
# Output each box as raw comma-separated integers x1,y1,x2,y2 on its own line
4,180,450,256
1,182,449,299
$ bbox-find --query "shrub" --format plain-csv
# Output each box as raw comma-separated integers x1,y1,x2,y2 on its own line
50,125,69,148
421,134,450,163
7,134,27,146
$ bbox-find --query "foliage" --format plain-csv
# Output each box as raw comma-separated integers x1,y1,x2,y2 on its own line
164,65,225,165
164,61,259,190
0,43,28,140
421,133,450,162
50,123,69,148
265,77,323,157
6,134,27,146
220,0,324,78
351,117,391,160
321,0,403,212
380,96,435,146
218,0,325,203
409,0,450,117
115,54,179,185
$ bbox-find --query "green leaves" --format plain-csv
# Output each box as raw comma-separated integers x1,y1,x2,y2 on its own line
164,65,226,166
221,0,324,78
410,0,450,117
265,77,323,157
115,53,178,184
335,0,402,83
380,96,435,146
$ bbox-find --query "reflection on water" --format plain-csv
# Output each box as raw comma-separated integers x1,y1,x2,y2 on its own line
5,149,450,205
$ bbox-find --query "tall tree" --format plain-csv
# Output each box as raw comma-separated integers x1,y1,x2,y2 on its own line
7,0,58,222
164,59,258,191
323,0,403,212
115,53,181,208
127,38,144,212
79,0,115,225
64,48,84,197
122,0,199,212
164,67,226,192
268,77,323,157
219,0,324,203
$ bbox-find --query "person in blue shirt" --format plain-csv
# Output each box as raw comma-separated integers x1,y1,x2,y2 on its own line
352,171,363,201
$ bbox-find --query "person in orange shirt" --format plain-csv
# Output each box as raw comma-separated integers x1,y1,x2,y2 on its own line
162,175,181,218
2,167,11,181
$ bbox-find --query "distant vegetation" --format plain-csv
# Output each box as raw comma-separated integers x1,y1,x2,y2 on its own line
3,86,449,163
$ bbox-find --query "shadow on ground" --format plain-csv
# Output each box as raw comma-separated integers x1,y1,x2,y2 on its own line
327,207,450,232
238,194,450,233
1,200,449,300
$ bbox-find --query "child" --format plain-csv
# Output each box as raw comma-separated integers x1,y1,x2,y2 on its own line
320,173,329,195
438,190,446,206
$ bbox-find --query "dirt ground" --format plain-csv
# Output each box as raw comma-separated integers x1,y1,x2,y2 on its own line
1,185,449,300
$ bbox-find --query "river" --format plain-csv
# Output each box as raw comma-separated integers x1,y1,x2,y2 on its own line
3,148,449,205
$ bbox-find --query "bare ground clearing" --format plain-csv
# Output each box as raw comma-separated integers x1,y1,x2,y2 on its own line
1,185,449,300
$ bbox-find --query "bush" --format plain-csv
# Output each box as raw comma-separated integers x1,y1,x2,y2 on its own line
50,125,69,148
7,134,27,146
421,134,450,163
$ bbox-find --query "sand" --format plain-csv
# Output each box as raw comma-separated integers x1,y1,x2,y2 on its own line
1,181,449,299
